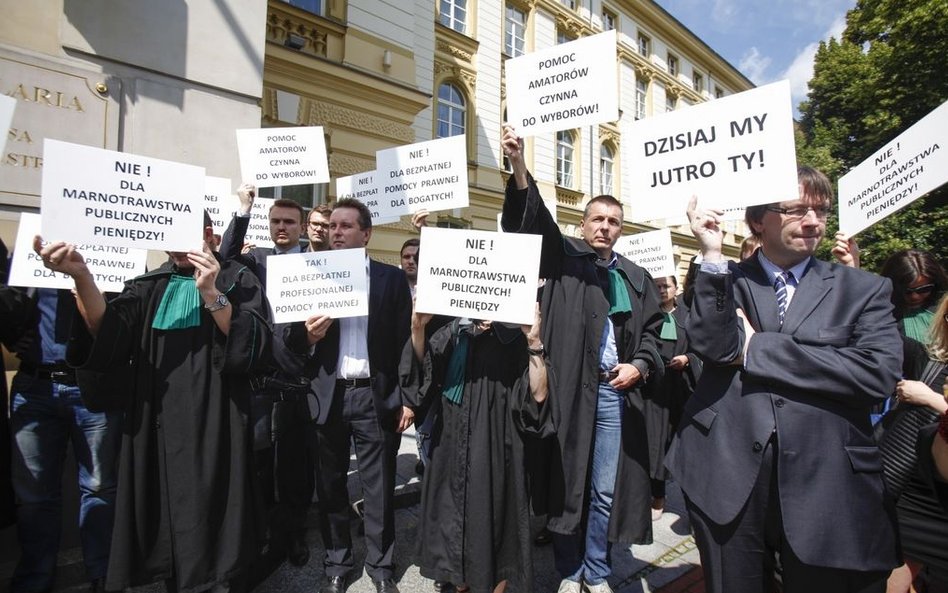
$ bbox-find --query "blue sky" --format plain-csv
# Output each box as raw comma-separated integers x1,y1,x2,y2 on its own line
654,0,855,114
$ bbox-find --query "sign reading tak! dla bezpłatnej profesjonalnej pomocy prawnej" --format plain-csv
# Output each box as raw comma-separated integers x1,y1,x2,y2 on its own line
265,248,369,323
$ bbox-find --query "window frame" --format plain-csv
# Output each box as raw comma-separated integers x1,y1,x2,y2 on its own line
436,82,467,139
599,143,615,196
637,32,651,58
439,0,467,34
635,79,648,120
556,130,576,188
504,5,526,57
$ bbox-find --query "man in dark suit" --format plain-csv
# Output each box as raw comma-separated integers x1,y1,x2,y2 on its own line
665,167,902,593
219,185,314,569
278,197,412,593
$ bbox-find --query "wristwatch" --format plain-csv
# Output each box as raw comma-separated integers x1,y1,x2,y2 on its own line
204,293,229,312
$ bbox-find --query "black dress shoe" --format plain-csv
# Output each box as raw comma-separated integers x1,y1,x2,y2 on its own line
373,578,400,593
285,531,310,567
318,575,346,593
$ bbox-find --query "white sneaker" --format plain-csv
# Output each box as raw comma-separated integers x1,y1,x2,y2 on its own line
584,581,614,593
557,579,582,593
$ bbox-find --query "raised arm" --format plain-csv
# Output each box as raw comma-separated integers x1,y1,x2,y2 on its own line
33,236,106,335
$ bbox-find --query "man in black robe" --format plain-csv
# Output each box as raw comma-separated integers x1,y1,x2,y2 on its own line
36,213,272,593
500,125,664,593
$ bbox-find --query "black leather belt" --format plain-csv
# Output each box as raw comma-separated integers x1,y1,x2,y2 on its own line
598,369,618,383
19,364,78,386
336,377,372,389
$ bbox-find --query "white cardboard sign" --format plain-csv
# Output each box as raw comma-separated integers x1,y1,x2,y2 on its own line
204,176,233,234
624,80,798,223
838,100,948,236
415,227,541,325
614,228,676,279
40,139,206,251
336,171,400,226
9,212,148,292
230,196,276,249
236,126,330,189
505,30,618,137
265,248,368,323
374,135,469,220
0,95,15,156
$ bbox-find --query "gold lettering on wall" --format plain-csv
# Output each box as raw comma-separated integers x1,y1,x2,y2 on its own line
6,83,86,112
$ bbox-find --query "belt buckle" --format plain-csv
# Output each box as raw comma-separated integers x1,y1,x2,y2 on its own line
49,370,72,384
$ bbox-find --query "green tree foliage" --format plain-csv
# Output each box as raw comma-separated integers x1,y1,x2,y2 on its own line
799,0,948,271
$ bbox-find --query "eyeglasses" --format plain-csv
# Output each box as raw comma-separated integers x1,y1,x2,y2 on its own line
904,284,935,295
765,205,831,220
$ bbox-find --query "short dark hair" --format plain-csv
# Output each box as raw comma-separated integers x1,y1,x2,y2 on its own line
270,199,305,224
333,197,373,230
583,195,624,221
308,204,331,221
401,237,420,255
745,166,833,238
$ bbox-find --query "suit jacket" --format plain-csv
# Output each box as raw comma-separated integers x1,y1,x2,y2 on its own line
277,258,412,425
665,254,901,571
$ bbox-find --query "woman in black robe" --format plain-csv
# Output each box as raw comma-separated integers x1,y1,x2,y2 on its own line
36,219,272,593
642,275,701,520
401,306,549,593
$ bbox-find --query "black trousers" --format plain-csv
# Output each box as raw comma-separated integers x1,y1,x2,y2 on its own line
686,436,888,593
314,384,398,580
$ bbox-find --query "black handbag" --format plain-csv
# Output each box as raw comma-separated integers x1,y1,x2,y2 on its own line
878,359,945,499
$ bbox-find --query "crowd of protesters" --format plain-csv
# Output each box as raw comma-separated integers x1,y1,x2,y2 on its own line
1,127,946,593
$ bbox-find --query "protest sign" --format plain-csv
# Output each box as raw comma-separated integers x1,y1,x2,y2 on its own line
9,212,147,292
375,135,469,220
204,176,233,233
40,139,205,251
231,196,276,249
0,95,15,156
505,30,619,137
236,126,330,189
838,100,948,236
336,171,400,226
265,248,368,323
415,227,541,325
623,80,797,223
614,228,676,279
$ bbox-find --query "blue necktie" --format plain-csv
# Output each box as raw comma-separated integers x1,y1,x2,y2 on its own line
774,271,793,325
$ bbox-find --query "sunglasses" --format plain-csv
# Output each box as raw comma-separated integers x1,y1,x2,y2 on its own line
904,284,935,295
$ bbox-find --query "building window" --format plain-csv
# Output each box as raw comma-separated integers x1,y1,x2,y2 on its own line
666,93,675,113
557,29,574,44
715,86,725,99
260,183,327,208
602,8,617,31
667,54,678,77
559,0,576,9
693,72,704,94
599,144,614,195
637,33,650,58
437,83,466,138
556,130,575,188
635,79,647,119
281,0,324,15
504,6,526,57
439,0,467,34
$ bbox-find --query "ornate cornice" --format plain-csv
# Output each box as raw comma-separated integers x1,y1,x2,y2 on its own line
304,100,414,143
599,127,620,147
434,61,476,92
329,153,377,178
436,40,473,63
266,6,334,57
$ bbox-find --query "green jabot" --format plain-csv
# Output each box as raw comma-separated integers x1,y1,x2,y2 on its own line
441,327,470,405
607,268,633,316
152,274,202,330
660,311,678,340
902,308,934,346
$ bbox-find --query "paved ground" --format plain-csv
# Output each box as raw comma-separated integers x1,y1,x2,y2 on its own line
1,427,703,593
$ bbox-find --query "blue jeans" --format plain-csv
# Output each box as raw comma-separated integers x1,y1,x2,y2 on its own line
553,383,624,585
10,373,121,591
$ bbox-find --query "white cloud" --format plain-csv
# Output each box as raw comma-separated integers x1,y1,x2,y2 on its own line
738,47,772,84
776,13,847,111
712,0,739,26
